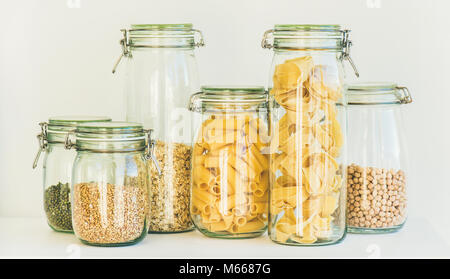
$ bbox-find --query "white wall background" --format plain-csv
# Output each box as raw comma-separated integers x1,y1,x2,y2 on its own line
1,0,449,244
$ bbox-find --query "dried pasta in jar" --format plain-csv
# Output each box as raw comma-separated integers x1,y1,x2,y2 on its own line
267,55,347,245
188,86,269,238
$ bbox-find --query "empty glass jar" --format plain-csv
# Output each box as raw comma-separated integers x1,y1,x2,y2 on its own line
113,24,205,233
68,122,160,246
262,24,359,246
32,116,111,233
189,86,270,238
346,83,412,233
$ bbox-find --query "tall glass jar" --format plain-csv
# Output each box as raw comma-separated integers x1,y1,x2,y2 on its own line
346,83,412,233
32,116,111,233
113,24,205,233
188,86,270,238
262,24,358,245
68,122,160,246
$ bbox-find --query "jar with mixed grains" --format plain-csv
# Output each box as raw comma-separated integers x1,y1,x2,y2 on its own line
113,24,205,232
346,83,412,233
68,122,160,246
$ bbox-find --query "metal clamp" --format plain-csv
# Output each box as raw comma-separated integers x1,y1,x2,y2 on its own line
188,92,202,112
32,122,48,169
112,29,130,74
64,131,76,150
144,129,162,176
342,30,360,78
261,29,274,49
193,29,205,48
397,86,413,104
112,28,205,74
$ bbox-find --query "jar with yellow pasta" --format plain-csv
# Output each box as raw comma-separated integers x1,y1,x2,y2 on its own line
188,86,270,238
262,25,359,245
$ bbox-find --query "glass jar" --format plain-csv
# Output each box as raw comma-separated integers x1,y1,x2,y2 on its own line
262,24,359,246
188,86,270,238
67,122,160,246
32,116,111,233
346,83,412,233
113,24,205,233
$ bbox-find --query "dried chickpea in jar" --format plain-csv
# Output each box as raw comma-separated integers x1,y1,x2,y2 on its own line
346,164,407,233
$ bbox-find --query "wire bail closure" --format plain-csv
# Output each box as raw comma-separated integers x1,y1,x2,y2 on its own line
144,129,162,176
112,29,130,74
32,122,48,169
397,86,413,104
112,28,205,74
261,29,274,49
261,28,360,77
342,30,360,78
64,131,76,150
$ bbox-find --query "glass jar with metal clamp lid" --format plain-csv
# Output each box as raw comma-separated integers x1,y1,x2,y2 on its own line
346,83,412,234
32,116,111,233
112,24,205,233
188,86,270,238
261,24,359,246
66,122,161,246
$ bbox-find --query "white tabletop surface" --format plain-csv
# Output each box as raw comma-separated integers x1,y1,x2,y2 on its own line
0,217,448,259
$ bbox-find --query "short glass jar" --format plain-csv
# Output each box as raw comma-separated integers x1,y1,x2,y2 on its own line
346,83,412,233
188,86,270,238
67,122,160,246
33,116,111,233
262,24,359,246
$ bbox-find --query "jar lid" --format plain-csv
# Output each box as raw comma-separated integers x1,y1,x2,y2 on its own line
75,121,144,134
47,116,112,141
274,24,343,33
124,23,204,49
130,23,193,32
48,115,111,128
262,24,359,77
262,24,346,50
347,82,412,105
73,122,148,152
189,86,268,113
75,122,146,141
112,23,205,73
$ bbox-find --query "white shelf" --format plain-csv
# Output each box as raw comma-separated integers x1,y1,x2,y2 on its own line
0,217,448,258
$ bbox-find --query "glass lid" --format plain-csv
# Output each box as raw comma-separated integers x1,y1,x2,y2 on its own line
122,23,204,50
189,86,268,112
128,23,196,38
347,82,412,105
48,116,111,127
130,23,193,32
76,121,144,134
274,24,342,32
72,122,148,152
263,24,350,54
272,24,344,39
46,116,112,139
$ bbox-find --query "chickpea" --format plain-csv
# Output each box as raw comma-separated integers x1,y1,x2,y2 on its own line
347,165,407,229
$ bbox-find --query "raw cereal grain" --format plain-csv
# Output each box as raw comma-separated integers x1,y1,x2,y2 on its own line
73,181,148,244
148,141,193,232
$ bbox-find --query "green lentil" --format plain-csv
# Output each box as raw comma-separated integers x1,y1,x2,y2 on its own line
44,182,73,232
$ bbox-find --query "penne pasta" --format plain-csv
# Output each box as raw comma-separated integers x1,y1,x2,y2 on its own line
250,202,268,214
235,219,265,233
191,114,269,237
